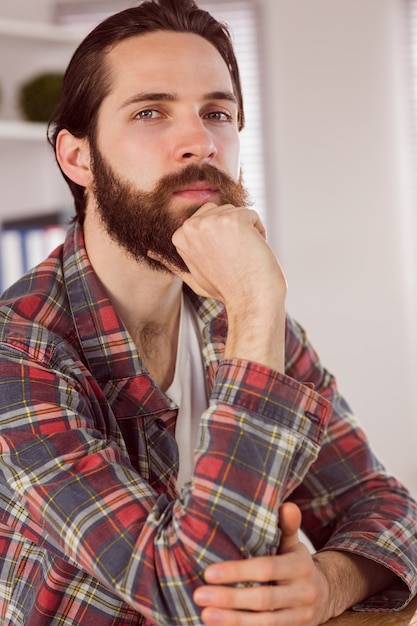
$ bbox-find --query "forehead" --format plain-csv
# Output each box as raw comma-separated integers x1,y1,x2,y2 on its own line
104,30,234,96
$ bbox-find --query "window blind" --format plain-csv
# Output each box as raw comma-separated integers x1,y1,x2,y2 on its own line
53,0,267,223
411,0,417,182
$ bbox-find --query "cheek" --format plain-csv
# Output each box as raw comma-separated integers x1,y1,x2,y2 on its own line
222,137,241,180
103,140,165,191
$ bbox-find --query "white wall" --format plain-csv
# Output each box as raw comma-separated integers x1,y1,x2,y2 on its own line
259,0,417,494
0,0,51,21
1,0,416,493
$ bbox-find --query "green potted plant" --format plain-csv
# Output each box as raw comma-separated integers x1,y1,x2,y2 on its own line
19,71,64,123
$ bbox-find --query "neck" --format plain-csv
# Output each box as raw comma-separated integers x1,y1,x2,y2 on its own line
83,210,183,389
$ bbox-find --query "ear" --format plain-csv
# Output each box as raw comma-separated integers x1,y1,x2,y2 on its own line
56,129,92,188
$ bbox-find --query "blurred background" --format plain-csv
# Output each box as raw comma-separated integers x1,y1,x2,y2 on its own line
0,0,416,495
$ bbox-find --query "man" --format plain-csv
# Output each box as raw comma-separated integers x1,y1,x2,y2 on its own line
0,1,415,624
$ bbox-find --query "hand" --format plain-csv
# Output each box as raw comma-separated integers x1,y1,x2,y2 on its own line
149,202,287,372
149,202,285,305
193,503,331,626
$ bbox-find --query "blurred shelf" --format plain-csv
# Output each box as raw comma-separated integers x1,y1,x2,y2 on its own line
0,17,82,43
0,120,48,141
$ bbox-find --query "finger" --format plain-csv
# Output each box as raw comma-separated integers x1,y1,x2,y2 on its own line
189,203,266,239
146,250,187,277
146,251,214,297
194,581,310,612
192,201,219,215
278,502,302,552
203,556,310,590
236,207,266,239
200,606,314,626
204,556,280,585
250,210,266,239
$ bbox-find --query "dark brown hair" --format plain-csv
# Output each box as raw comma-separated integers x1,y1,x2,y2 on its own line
47,0,245,223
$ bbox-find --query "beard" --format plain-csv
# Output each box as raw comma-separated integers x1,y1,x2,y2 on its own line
90,142,251,273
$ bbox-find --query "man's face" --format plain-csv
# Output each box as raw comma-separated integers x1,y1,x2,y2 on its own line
89,30,247,272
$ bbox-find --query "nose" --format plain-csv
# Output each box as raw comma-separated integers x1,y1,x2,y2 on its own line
174,117,217,163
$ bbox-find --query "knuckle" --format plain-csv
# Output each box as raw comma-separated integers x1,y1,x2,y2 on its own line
299,605,315,624
297,557,315,579
303,581,319,606
256,586,276,612
262,557,279,582
179,218,195,236
263,613,278,626
171,229,182,246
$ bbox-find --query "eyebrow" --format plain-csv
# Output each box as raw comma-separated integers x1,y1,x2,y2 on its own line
119,90,237,109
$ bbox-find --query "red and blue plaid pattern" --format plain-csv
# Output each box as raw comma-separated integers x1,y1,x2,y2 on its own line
0,223,415,624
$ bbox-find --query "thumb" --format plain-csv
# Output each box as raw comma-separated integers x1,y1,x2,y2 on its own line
278,502,302,553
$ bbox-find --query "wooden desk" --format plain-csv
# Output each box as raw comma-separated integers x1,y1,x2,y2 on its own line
327,596,417,625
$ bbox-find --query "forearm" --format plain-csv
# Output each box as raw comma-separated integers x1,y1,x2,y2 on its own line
312,550,400,621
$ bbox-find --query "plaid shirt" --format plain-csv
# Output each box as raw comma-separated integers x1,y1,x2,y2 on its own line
0,223,416,625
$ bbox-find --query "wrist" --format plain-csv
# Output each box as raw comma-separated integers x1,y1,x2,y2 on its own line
224,304,286,373
312,550,399,620
312,553,341,622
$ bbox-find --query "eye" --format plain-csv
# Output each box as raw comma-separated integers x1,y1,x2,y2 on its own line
205,110,232,122
135,109,163,120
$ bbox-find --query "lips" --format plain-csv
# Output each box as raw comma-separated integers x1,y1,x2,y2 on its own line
172,181,220,203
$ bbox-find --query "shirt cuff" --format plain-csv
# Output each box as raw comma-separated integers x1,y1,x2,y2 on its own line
211,358,332,447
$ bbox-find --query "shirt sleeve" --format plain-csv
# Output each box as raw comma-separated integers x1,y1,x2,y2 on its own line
0,338,332,625
284,316,417,611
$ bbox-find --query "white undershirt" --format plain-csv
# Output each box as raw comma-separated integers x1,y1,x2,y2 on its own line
165,295,208,490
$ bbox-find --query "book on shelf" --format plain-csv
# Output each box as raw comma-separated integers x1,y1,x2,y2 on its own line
0,210,71,295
